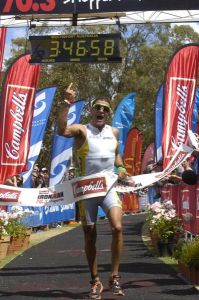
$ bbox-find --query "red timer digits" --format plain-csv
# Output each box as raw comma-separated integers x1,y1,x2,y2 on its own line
3,0,56,13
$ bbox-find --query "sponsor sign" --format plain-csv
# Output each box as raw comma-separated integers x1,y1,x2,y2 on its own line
72,177,107,198
0,143,194,207
1,84,35,166
0,54,40,183
162,45,199,169
0,187,21,202
164,77,196,160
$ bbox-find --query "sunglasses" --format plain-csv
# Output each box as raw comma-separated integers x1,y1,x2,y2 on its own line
93,104,111,113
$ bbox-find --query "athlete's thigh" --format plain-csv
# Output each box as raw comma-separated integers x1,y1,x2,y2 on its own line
108,206,123,228
78,198,99,225
101,189,122,224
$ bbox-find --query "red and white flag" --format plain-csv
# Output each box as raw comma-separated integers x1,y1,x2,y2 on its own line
162,45,199,169
0,54,41,183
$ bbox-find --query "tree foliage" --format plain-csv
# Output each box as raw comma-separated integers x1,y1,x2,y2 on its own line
3,23,199,168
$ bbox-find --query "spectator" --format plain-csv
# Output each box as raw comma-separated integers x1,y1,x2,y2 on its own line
40,167,49,187
32,171,39,188
4,174,23,187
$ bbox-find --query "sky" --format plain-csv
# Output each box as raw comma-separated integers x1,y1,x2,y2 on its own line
4,27,27,61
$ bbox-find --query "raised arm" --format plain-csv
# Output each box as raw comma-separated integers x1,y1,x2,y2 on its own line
57,83,84,139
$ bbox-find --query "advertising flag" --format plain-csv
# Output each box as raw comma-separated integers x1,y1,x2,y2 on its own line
123,127,142,176
155,85,199,164
122,127,142,213
141,143,154,174
154,84,164,163
192,88,199,133
0,54,41,183
49,100,85,186
112,93,135,157
22,87,57,187
162,45,199,169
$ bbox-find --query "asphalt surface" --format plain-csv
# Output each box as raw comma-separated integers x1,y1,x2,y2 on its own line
0,214,198,300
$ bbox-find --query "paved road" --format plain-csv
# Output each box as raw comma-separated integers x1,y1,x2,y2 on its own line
0,214,198,299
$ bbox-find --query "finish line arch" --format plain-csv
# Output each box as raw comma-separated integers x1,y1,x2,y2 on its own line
0,1,199,27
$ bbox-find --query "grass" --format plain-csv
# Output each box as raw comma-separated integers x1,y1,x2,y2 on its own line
0,222,80,269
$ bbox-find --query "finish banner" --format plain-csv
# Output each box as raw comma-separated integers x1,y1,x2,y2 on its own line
162,45,199,169
0,143,193,207
0,54,41,183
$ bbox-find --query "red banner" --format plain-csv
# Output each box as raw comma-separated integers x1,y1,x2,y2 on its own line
0,27,6,75
141,143,154,173
122,193,139,213
162,45,199,169
0,54,41,183
123,127,142,176
122,128,142,212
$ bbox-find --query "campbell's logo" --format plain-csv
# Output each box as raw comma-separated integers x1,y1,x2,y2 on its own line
0,188,21,202
167,78,195,154
72,177,107,198
1,84,35,165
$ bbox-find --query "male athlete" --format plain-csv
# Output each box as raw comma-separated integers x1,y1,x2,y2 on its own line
57,83,126,299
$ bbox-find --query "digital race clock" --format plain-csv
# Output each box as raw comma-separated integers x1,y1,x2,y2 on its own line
29,33,122,64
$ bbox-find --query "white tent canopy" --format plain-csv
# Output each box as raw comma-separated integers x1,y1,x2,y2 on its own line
1,10,199,28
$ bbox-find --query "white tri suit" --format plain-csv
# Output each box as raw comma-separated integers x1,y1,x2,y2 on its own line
77,123,122,225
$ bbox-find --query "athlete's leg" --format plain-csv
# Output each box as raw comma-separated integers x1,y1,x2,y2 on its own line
107,206,123,276
78,199,100,280
82,224,98,279
107,206,125,296
82,224,104,299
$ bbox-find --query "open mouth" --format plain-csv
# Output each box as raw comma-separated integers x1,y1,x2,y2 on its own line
97,115,104,120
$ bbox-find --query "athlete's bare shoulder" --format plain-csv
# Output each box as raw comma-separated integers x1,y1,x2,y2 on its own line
112,126,119,139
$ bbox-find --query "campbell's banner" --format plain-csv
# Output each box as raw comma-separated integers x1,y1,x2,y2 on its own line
0,54,41,183
0,172,116,207
72,177,107,198
162,45,199,169
0,142,193,207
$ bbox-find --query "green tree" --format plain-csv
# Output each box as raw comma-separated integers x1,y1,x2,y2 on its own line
4,23,199,168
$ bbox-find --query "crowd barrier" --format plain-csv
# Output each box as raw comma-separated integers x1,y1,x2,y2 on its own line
161,184,199,235
7,204,75,228
122,184,199,235
5,203,106,228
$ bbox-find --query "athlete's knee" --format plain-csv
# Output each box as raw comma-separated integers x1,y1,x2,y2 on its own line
83,225,97,244
111,223,123,235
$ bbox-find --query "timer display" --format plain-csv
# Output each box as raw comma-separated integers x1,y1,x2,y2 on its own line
29,34,122,64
